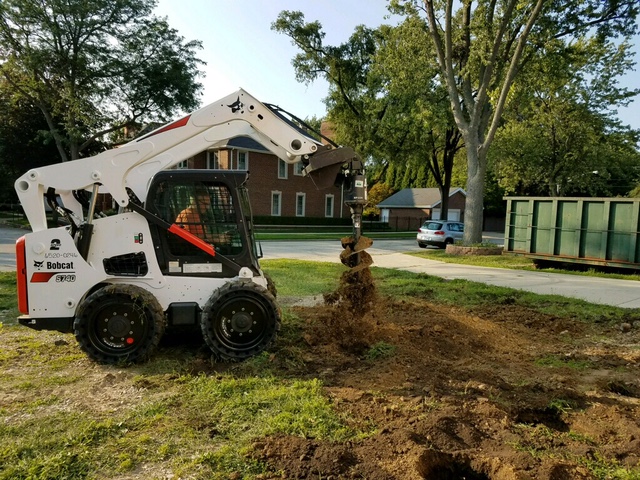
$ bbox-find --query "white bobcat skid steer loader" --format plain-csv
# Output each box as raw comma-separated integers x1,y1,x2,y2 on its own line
14,89,368,364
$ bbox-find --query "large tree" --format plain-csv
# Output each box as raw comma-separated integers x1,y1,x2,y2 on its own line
372,18,464,219
391,0,639,243
491,37,640,197
0,0,204,163
272,12,463,220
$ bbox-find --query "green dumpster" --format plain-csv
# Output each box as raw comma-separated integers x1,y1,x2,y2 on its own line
504,197,640,270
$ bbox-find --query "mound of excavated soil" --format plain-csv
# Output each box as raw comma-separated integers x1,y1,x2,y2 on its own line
255,294,640,479
314,267,379,354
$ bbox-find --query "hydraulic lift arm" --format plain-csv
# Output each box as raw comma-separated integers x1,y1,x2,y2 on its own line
15,88,370,267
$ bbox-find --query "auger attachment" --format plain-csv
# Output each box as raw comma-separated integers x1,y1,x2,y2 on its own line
340,235,373,272
301,144,372,271
340,172,373,272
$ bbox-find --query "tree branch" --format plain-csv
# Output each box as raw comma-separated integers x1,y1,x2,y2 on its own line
424,0,468,130
482,0,546,156
471,0,518,131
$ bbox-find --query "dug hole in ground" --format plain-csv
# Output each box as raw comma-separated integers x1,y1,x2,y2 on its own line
257,264,640,480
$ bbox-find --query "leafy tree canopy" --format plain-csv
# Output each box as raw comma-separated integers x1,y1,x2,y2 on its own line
0,0,204,162
491,36,640,197
273,11,465,219
389,0,639,242
0,87,59,203
364,182,395,218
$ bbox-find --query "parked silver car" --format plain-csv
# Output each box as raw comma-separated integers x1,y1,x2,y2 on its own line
417,220,464,248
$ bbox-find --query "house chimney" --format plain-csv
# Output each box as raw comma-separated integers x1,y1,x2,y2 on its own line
320,121,336,145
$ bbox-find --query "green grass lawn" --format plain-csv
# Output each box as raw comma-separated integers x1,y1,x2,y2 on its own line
1,264,638,479
0,272,19,325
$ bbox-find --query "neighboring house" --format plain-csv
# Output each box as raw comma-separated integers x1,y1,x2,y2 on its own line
377,188,467,230
181,136,349,220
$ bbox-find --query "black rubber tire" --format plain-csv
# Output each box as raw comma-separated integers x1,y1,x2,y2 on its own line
201,280,280,361
73,284,166,364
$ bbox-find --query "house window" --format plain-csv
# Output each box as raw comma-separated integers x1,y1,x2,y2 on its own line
176,159,188,169
296,193,306,217
207,151,219,169
271,191,282,216
325,194,334,218
278,159,288,179
294,162,304,176
237,151,248,170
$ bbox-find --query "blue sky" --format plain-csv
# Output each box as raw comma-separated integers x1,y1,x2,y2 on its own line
155,0,639,130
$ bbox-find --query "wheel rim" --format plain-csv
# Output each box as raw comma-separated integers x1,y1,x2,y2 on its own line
210,293,272,353
88,300,150,355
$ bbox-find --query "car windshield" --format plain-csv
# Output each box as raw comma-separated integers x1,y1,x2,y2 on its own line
424,222,442,230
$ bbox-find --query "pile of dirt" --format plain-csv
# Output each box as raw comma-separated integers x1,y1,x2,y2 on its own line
255,294,640,479
314,267,379,354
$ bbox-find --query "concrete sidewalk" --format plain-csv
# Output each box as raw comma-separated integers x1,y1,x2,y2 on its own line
369,252,640,309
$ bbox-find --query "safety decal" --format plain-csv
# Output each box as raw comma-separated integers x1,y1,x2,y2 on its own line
137,115,191,140
31,272,56,283
30,272,76,283
228,96,244,113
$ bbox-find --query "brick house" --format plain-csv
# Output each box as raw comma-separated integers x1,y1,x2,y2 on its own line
377,188,466,230
181,136,350,220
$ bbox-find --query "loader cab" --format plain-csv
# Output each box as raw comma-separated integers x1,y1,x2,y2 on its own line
145,170,260,277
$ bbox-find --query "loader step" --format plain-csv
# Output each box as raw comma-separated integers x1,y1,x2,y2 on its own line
19,316,74,333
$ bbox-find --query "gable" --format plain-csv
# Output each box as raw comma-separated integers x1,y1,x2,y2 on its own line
377,188,466,208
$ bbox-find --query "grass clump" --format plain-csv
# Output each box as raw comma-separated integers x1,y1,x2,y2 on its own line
535,355,593,370
365,341,396,361
184,375,356,440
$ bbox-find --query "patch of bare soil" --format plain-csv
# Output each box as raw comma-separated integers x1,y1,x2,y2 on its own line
254,278,640,479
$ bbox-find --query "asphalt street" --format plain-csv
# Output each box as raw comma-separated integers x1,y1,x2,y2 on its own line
2,226,639,308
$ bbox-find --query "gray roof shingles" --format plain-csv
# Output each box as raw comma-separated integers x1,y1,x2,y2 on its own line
377,188,465,208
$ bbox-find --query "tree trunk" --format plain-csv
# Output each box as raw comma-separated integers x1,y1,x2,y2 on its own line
439,185,450,220
38,104,69,162
463,137,487,244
